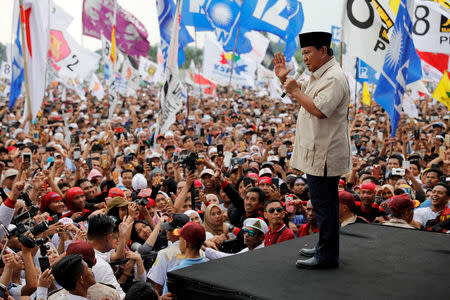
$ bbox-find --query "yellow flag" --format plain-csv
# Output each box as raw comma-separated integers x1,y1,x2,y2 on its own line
110,25,116,63
432,71,450,109
435,0,450,9
389,0,401,15
362,82,371,106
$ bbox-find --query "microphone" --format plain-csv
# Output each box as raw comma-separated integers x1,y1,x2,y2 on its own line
281,66,305,98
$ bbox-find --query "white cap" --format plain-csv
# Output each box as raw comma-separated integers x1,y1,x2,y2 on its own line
132,173,147,191
208,147,217,156
258,168,272,177
200,169,215,178
243,218,268,234
267,155,279,162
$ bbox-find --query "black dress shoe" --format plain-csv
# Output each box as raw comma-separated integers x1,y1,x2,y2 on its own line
299,247,316,257
296,257,339,269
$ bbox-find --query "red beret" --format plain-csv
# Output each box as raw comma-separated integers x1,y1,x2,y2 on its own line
339,191,355,207
389,194,414,213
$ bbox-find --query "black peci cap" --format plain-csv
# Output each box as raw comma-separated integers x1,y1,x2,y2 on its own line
299,31,332,49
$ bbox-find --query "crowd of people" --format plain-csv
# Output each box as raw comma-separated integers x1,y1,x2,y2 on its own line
0,71,448,299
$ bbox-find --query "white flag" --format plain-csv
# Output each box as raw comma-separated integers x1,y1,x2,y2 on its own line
0,81,10,98
0,62,12,80
411,1,450,54
139,56,163,84
121,56,140,91
203,33,257,87
159,0,186,134
341,0,395,72
20,0,50,121
402,93,419,119
89,73,105,100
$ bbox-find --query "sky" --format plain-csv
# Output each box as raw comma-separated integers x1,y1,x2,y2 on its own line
0,0,343,52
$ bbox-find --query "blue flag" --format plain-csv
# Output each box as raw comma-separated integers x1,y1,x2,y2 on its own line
373,0,422,137
239,0,304,61
9,20,24,110
157,0,193,68
185,0,251,54
357,59,379,84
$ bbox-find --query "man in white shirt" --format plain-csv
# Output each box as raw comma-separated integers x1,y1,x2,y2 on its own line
147,213,189,295
87,214,125,299
204,218,267,260
414,183,449,227
51,255,96,300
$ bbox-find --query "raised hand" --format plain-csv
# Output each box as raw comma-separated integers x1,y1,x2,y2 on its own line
272,52,292,84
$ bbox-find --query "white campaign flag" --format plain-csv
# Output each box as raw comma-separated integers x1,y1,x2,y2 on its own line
89,73,105,100
0,62,12,80
121,56,140,91
244,31,270,65
411,0,450,54
0,81,10,97
341,0,395,72
102,35,124,85
203,33,257,87
159,0,186,135
18,0,49,121
402,93,419,119
139,56,163,84
257,64,274,83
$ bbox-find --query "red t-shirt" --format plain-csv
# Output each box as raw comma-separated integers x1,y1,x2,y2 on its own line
264,224,295,246
297,223,319,237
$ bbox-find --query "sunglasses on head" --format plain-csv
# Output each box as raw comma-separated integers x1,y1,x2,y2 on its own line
267,207,283,214
242,228,257,237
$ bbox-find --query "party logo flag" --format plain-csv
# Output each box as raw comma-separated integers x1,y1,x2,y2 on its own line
432,71,450,109
9,18,24,110
373,0,422,137
362,82,371,106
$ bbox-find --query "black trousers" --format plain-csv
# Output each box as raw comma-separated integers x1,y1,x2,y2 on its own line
306,174,340,264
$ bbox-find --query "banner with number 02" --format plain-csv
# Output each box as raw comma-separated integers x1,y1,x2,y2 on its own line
411,1,450,55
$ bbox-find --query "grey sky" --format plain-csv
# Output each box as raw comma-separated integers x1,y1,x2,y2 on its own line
0,0,343,52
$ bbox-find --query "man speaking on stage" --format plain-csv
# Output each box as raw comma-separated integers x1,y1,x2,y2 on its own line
273,31,351,269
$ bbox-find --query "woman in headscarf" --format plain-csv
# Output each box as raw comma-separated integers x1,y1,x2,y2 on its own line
184,209,214,240
203,204,229,237
61,187,91,221
40,191,65,216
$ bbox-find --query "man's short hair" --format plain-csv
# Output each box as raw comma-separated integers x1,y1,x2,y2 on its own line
389,154,403,165
87,214,115,240
124,282,158,300
52,254,84,291
264,199,283,211
326,46,333,56
121,169,134,176
247,187,266,203
435,182,450,196
75,178,89,188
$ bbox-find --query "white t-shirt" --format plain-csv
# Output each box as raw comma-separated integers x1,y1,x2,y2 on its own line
413,207,441,227
147,241,182,287
93,250,125,299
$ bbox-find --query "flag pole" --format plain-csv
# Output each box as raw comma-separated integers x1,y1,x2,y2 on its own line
228,26,240,89
339,41,343,68
18,0,32,128
109,0,118,117
194,28,202,100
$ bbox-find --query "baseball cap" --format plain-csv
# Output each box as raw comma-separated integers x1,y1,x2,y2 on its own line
66,241,96,268
339,191,355,207
3,168,18,179
177,222,206,247
160,213,190,231
258,168,273,177
389,194,415,213
107,197,128,210
108,187,124,198
88,169,103,181
200,169,215,178
243,218,268,234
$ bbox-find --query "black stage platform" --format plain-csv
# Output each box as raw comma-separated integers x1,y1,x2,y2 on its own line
167,223,450,300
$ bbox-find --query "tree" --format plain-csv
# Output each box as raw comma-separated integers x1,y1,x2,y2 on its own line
0,43,6,62
181,46,203,69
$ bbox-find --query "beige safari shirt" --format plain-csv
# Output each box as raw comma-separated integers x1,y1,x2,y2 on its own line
290,57,352,177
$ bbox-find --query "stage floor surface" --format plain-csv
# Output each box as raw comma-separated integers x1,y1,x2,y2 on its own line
168,223,450,300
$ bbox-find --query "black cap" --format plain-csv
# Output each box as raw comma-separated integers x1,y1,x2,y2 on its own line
160,213,189,231
299,31,332,49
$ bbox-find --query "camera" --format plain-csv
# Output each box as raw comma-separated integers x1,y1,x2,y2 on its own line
133,198,149,206
230,157,245,165
12,205,40,224
179,152,198,172
392,168,405,176
9,221,49,248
